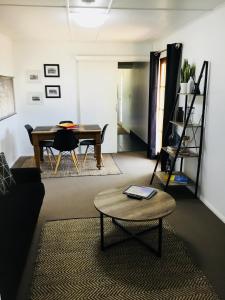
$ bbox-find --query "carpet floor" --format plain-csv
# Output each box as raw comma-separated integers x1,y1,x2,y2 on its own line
13,154,121,178
29,218,219,300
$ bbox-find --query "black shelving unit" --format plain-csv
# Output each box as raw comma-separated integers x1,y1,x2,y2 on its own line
150,61,209,197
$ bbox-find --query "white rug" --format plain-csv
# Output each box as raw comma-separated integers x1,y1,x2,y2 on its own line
15,154,122,178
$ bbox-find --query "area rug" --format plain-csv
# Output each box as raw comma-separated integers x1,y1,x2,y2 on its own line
14,154,121,178
29,218,219,300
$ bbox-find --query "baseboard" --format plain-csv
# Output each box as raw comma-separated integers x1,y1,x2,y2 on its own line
199,195,225,224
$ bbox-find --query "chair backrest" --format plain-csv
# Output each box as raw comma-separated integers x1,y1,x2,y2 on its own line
101,124,108,144
24,124,34,145
53,129,79,152
59,120,73,124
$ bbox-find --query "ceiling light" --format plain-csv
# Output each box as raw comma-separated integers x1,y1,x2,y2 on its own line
71,8,108,28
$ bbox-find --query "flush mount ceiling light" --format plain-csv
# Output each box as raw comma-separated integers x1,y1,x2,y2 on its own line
70,0,113,28
71,8,108,28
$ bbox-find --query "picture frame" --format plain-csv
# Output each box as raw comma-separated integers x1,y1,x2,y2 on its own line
27,92,44,105
45,85,61,98
44,64,60,77
26,70,41,83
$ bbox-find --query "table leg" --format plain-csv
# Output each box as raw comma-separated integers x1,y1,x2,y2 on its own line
95,143,101,170
32,135,41,168
100,212,104,250
158,218,163,257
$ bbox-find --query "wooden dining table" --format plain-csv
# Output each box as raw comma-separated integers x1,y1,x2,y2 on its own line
31,124,102,169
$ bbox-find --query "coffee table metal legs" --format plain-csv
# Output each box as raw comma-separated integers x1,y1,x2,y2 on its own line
99,214,163,257
100,213,104,251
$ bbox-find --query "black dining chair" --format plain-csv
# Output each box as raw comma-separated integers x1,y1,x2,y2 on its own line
80,124,108,167
52,129,79,174
24,124,54,169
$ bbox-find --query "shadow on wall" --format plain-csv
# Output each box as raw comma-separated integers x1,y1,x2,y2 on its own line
0,128,17,166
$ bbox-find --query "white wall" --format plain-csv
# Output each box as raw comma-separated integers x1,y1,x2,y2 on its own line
120,63,149,143
78,60,118,153
153,4,225,222
13,41,151,155
0,32,20,166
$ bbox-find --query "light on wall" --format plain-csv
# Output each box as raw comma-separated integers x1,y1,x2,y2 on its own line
70,8,108,28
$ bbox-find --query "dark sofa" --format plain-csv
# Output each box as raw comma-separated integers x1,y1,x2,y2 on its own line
0,168,44,300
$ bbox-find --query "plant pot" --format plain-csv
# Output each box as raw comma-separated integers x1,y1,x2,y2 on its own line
180,83,187,94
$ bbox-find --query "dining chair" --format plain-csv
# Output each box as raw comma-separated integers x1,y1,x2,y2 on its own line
24,124,54,169
52,129,79,174
59,120,73,124
80,124,108,167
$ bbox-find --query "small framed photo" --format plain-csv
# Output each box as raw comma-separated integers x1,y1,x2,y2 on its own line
27,92,44,105
45,85,61,98
44,64,60,77
26,70,41,83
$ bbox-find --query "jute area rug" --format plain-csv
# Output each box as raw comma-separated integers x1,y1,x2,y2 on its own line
29,218,219,300
14,154,121,179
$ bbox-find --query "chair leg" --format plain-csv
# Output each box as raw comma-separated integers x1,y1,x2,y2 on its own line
40,146,44,161
49,147,56,161
74,150,79,165
46,147,53,170
101,154,104,167
71,151,79,173
54,152,62,174
83,145,89,166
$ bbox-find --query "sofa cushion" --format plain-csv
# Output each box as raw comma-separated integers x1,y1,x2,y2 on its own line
0,153,16,191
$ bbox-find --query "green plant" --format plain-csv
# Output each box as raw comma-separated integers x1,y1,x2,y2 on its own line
180,59,190,83
190,64,196,80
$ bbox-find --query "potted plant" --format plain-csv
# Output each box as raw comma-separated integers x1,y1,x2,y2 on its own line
180,59,190,94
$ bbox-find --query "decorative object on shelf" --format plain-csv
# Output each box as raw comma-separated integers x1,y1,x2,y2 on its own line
193,82,201,94
26,70,41,83
180,135,190,154
44,64,60,77
187,64,196,93
165,158,172,173
27,92,44,105
168,130,181,147
45,85,61,98
180,59,190,94
176,107,184,122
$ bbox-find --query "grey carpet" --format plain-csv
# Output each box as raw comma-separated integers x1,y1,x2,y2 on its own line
29,218,219,300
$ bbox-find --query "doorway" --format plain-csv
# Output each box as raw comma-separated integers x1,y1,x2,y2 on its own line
156,57,167,153
117,62,149,152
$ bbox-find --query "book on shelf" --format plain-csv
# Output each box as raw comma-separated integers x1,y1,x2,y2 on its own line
163,174,189,183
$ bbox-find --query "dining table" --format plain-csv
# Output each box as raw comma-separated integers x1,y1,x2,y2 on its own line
31,124,102,170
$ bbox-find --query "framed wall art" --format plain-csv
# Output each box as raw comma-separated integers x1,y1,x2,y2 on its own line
26,70,41,83
27,92,44,105
44,64,60,77
45,85,61,98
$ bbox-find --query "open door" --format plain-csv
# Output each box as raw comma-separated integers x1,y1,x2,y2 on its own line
77,60,118,153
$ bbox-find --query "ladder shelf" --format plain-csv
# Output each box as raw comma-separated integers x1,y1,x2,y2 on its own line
150,61,209,197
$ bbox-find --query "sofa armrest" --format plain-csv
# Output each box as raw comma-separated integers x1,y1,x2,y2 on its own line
10,168,42,184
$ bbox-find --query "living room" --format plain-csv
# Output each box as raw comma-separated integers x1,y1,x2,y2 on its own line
0,1,225,300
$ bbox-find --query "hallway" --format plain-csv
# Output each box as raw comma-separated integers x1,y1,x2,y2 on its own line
117,124,147,152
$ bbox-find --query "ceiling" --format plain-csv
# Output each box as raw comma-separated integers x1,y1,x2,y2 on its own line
0,0,224,42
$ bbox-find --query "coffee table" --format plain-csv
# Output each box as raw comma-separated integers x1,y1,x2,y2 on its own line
94,187,176,257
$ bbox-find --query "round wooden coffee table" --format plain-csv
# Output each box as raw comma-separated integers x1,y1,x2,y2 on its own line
94,187,176,257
